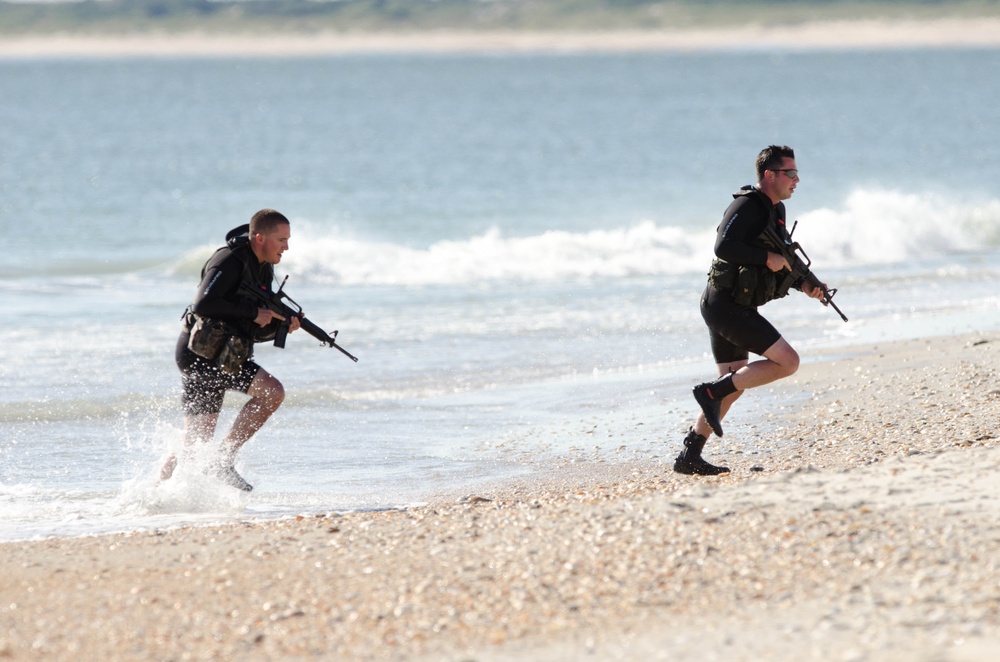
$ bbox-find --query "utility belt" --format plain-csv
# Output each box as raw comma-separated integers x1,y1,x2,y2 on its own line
182,309,251,375
707,259,794,307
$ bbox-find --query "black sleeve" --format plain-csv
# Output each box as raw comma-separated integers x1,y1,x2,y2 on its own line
190,253,258,322
713,196,771,267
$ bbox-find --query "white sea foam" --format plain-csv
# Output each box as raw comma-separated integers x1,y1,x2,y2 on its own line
795,189,1000,265
163,189,1000,288
279,221,717,286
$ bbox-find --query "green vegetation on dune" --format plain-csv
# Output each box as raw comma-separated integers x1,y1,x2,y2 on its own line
1,0,999,35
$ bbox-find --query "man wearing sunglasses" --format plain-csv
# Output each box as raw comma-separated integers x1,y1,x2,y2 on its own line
674,145,826,476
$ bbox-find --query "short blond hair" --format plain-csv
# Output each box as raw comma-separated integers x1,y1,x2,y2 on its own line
249,209,290,236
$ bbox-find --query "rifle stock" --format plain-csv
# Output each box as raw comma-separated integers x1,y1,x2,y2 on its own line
761,223,848,323
239,278,359,362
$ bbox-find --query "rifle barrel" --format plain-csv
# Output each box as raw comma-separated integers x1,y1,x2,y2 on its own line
298,316,359,361
826,296,849,323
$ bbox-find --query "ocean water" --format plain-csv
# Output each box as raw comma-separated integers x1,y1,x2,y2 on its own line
1,48,999,541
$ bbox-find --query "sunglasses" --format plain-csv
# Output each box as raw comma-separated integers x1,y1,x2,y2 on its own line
769,168,799,179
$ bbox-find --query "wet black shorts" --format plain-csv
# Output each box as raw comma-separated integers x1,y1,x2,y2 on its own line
700,285,781,364
176,333,261,416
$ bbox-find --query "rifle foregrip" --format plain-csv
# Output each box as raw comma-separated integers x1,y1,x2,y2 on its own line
803,272,824,290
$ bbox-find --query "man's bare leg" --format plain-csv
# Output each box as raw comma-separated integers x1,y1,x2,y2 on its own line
731,338,800,390
694,338,799,437
679,338,801,475
220,369,285,456
159,413,220,481
211,369,285,491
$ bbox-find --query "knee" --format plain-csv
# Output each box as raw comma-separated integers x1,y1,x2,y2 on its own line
254,375,285,411
265,380,285,410
766,342,800,378
781,349,801,377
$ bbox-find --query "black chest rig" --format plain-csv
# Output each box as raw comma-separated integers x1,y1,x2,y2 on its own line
184,226,278,370
707,187,794,307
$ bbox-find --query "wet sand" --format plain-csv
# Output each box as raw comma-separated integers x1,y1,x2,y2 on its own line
2,18,1000,57
1,331,998,660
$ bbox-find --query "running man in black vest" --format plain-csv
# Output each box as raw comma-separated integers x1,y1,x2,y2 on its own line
161,209,300,491
674,146,826,476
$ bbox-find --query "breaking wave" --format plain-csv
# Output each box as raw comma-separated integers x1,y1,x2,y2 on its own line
168,189,1000,287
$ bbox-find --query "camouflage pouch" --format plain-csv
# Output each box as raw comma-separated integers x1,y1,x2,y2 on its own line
187,315,230,361
751,270,779,306
707,259,738,291
217,335,250,375
734,267,757,306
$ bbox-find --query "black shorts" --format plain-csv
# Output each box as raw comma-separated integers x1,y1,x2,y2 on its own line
176,333,261,416
700,285,781,364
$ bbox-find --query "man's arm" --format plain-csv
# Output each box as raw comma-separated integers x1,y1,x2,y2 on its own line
714,197,771,266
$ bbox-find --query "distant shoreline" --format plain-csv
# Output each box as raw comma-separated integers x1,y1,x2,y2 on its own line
3,18,1000,58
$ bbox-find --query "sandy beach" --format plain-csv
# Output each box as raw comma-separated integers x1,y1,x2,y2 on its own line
1,330,998,660
2,17,1000,57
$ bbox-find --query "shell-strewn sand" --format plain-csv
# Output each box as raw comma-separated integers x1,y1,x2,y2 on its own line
1,332,998,660
3,18,1000,57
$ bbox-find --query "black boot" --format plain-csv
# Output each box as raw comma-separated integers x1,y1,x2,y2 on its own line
692,373,737,437
673,428,730,476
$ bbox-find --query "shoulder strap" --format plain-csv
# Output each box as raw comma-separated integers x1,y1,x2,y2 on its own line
733,185,791,239
732,185,772,211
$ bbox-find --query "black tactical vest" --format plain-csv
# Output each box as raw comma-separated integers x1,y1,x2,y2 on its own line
707,187,793,307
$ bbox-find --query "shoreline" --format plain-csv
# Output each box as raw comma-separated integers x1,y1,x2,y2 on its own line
3,18,1000,57
2,330,998,660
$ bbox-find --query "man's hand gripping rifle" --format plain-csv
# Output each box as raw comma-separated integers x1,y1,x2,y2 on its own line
761,221,848,323
239,276,359,362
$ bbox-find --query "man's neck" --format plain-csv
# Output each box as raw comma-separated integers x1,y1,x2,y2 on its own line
756,182,780,206
249,242,265,265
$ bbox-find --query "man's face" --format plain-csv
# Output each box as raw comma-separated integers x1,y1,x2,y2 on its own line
767,157,799,201
254,223,291,265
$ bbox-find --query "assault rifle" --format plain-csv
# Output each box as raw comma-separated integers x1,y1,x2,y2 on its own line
760,221,849,323
239,277,359,362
